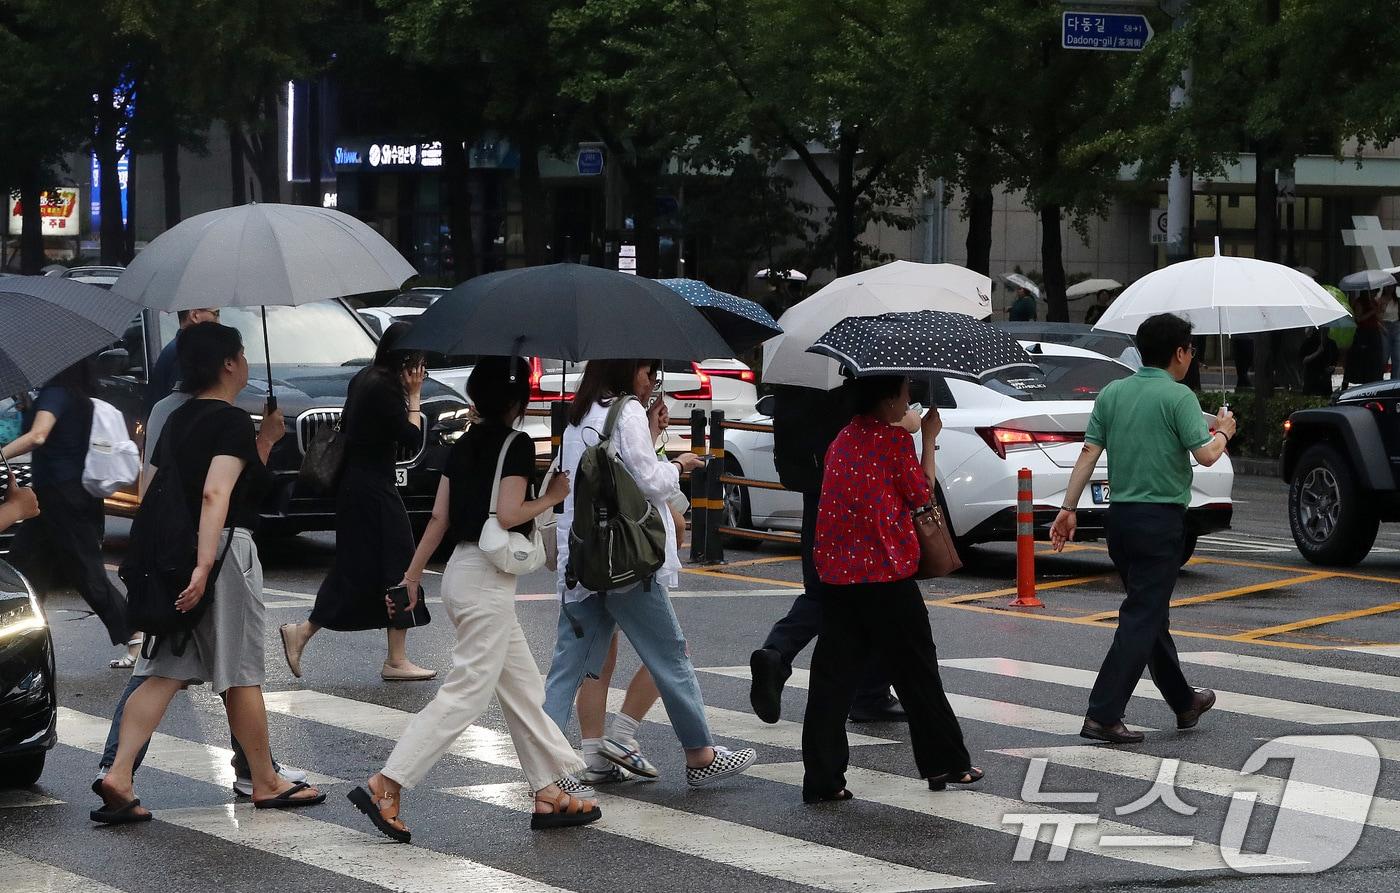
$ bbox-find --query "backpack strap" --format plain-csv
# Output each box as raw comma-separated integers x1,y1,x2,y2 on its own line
600,395,635,458
488,430,523,518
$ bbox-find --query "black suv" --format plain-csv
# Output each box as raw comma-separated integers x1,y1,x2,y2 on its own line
9,300,470,538
1283,379,1400,565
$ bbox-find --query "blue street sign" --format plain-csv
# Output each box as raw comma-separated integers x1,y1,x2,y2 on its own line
1061,11,1155,52
577,147,604,176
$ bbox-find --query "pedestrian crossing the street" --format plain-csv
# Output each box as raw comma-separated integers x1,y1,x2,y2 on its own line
8,646,1400,893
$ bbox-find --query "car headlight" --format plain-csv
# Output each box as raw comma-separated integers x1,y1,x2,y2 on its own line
0,591,46,641
435,406,474,444
436,407,474,424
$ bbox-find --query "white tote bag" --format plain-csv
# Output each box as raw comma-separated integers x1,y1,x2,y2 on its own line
478,430,547,576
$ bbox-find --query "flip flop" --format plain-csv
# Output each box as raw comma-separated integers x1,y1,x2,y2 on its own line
253,781,326,810
928,767,985,791
90,796,152,825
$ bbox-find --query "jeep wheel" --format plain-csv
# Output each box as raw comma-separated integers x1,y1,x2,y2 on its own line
1289,444,1379,566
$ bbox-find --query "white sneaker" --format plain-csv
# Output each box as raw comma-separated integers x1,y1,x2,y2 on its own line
233,762,309,798
686,746,758,787
576,763,630,785
598,737,659,780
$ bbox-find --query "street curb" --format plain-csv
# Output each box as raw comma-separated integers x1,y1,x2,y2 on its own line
1230,456,1280,478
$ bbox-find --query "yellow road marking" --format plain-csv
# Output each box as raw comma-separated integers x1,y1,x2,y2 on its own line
681,567,802,589
931,574,1112,605
1230,599,1400,641
1075,572,1337,623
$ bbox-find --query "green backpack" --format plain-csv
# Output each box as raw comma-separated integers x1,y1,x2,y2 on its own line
566,396,668,593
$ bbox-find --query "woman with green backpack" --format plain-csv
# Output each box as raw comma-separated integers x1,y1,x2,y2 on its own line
542,358,759,787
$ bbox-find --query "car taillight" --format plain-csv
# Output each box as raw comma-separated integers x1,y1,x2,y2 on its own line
529,356,572,402
670,362,712,400
976,426,1083,460
705,367,756,384
1283,418,1291,436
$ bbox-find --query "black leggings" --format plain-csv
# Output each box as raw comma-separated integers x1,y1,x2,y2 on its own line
801,576,970,799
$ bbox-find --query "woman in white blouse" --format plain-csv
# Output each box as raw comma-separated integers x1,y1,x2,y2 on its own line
542,359,759,787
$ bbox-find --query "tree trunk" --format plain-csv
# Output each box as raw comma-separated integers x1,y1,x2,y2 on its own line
18,169,44,275
833,125,858,277
229,122,247,205
162,133,182,229
964,187,994,276
443,137,475,282
255,87,281,203
518,139,549,266
629,158,661,279
95,87,125,265
307,78,322,206
1039,204,1069,322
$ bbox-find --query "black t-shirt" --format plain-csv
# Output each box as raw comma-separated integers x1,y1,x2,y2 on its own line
153,399,269,531
26,385,92,488
446,421,536,544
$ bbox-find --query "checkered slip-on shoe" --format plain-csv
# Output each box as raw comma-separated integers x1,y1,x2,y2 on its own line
685,746,758,787
576,763,631,785
599,737,660,780
554,774,597,800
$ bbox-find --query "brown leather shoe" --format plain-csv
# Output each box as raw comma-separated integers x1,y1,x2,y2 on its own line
1080,718,1146,744
1176,689,1217,729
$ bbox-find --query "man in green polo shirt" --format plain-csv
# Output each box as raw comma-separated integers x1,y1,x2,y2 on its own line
1050,313,1237,744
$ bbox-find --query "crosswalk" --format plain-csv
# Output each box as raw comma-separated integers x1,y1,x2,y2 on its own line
9,644,1400,893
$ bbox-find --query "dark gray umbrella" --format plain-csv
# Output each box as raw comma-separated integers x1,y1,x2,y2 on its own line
399,264,735,361
658,278,782,352
0,276,140,397
807,310,1038,381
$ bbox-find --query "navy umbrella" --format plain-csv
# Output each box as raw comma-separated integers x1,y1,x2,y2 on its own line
0,276,140,398
807,310,1038,382
658,278,781,352
399,264,734,362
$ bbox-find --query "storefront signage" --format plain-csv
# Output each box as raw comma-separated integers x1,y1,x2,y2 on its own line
9,187,81,236
336,141,446,170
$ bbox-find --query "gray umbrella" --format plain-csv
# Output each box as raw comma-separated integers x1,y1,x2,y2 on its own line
112,203,418,408
1338,269,1397,293
0,276,140,398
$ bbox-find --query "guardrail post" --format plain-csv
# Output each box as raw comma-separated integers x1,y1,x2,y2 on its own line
705,409,726,563
688,409,708,563
1011,468,1044,607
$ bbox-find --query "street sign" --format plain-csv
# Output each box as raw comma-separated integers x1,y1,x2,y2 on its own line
1150,209,1169,245
577,147,604,176
1061,12,1154,52
1277,169,1297,205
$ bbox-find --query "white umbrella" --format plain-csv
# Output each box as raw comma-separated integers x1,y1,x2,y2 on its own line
1093,238,1350,394
755,268,808,282
1001,272,1039,297
1066,278,1122,299
762,260,992,389
113,203,417,409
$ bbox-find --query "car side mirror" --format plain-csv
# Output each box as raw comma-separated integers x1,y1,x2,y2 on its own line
756,394,775,417
97,348,130,377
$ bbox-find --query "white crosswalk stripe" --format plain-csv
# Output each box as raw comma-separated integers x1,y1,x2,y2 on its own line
455,782,990,891
747,762,1304,871
1179,650,1400,694
1342,644,1400,658
939,657,1397,725
0,847,127,893
698,666,1156,735
0,789,62,808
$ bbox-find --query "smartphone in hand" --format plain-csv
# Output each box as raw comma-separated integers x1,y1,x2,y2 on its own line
386,585,416,630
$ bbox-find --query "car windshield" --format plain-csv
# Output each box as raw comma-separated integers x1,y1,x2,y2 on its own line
387,290,444,309
981,355,1131,401
158,301,378,367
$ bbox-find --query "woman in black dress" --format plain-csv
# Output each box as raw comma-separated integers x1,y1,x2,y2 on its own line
279,323,436,681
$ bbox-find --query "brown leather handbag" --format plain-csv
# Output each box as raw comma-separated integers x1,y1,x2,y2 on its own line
913,502,962,579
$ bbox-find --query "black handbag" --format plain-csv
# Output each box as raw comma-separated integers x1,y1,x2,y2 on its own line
297,417,345,492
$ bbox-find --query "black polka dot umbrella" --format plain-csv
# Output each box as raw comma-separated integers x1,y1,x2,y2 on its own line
806,310,1039,381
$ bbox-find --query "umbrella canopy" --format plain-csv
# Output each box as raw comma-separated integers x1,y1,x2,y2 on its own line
763,261,993,389
657,278,781,353
755,268,807,282
1092,239,1350,336
1066,278,1122,298
0,276,140,397
807,310,1038,382
1338,269,1397,293
111,203,417,311
398,264,734,362
1001,272,1040,297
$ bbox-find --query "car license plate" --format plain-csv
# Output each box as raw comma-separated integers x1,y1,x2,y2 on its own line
394,468,408,488
1091,482,1110,504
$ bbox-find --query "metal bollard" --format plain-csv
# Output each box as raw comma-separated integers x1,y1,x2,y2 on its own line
689,410,708,562
1010,468,1044,607
705,409,726,563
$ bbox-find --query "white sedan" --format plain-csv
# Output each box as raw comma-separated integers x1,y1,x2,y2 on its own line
723,342,1233,563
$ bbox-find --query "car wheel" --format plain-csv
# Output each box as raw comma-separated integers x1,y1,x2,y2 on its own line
1289,444,1379,567
0,752,45,787
720,457,753,548
1180,533,1198,566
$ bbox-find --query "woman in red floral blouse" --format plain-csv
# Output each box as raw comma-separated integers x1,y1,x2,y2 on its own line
802,374,982,803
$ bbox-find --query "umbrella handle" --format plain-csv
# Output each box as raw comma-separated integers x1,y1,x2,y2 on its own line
261,305,276,414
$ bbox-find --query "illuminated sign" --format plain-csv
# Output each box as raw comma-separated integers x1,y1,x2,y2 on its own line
9,187,81,236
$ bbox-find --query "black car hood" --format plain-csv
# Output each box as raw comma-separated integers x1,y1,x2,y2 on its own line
1337,380,1400,404
238,365,462,417
0,559,31,600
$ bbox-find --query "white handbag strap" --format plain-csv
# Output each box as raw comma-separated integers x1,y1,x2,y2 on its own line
488,430,523,519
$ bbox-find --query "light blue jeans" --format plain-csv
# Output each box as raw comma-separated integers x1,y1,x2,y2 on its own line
543,585,713,749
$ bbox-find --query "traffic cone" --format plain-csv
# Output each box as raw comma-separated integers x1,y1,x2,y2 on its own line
1010,468,1044,608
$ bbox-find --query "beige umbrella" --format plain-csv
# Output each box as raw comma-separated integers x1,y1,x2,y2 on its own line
1066,278,1122,299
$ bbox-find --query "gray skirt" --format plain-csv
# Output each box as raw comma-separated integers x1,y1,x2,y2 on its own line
135,528,265,694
